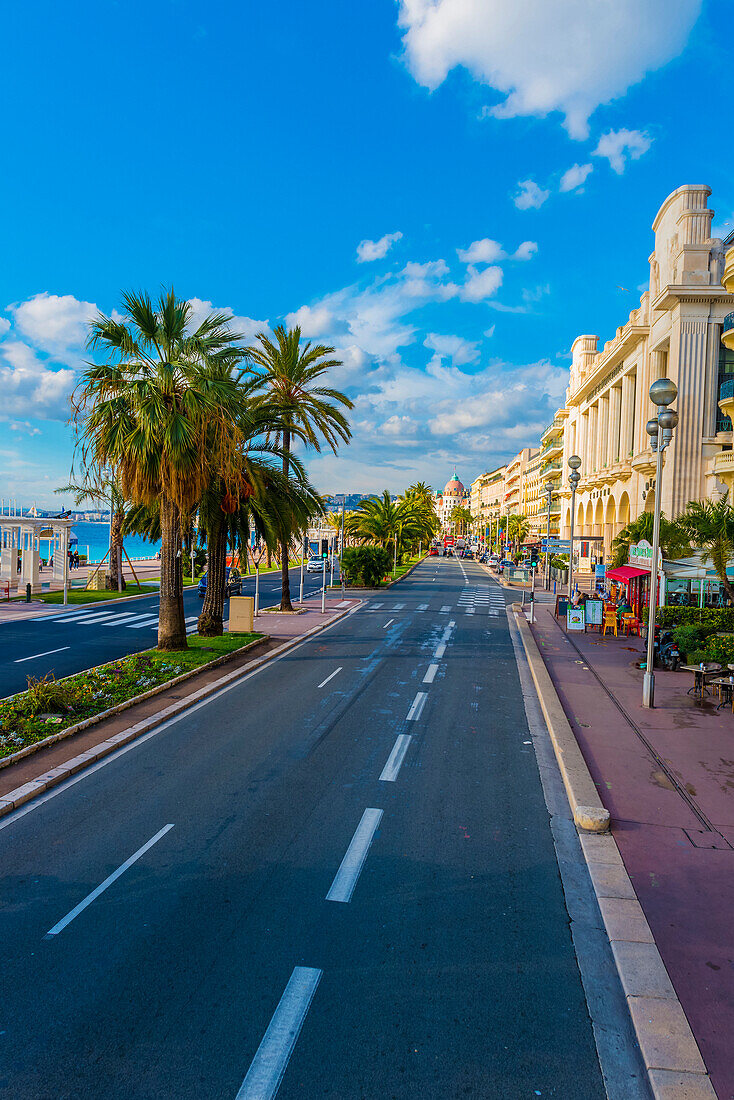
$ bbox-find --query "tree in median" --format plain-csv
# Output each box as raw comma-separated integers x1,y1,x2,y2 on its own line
248,326,352,612
74,289,246,650
676,495,734,604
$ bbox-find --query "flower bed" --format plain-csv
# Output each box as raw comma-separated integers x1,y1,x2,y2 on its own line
0,632,261,760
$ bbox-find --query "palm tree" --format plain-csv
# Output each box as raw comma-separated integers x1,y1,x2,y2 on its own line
506,513,530,554
449,505,473,537
248,325,352,611
676,496,734,603
74,288,246,650
611,511,690,569
56,467,127,589
347,490,437,562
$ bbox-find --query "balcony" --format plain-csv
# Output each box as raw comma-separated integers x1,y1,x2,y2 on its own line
713,448,734,488
723,313,734,354
723,245,734,297
540,417,565,445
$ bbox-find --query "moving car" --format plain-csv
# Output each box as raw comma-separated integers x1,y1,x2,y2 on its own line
429,546,439,556
306,556,325,573
197,566,242,599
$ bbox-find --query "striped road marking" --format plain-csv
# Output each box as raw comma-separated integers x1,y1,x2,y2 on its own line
326,808,383,903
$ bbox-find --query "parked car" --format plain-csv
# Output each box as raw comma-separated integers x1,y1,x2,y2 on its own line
306,556,325,573
197,566,242,599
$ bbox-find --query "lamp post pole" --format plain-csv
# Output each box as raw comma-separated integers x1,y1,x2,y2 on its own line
643,379,679,708
544,484,553,590
567,456,582,600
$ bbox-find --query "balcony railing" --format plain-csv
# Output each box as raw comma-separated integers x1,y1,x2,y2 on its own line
720,378,734,401
723,312,734,335
540,459,563,472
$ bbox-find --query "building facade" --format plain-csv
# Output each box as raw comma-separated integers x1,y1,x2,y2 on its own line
434,472,469,530
557,185,734,561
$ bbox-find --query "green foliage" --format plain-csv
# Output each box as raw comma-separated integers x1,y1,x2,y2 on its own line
341,545,393,587
700,635,734,665
550,555,569,570
677,495,734,602
611,511,690,568
346,489,438,557
656,607,734,631
671,624,715,658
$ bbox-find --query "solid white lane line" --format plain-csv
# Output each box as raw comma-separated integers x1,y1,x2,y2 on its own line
379,733,412,782
326,808,383,903
434,642,446,659
317,666,342,689
45,824,174,937
382,619,394,629
15,646,70,664
235,966,322,1100
423,663,438,684
406,691,428,722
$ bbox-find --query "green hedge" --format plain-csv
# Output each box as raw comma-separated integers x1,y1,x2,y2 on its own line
656,607,734,630
341,545,393,587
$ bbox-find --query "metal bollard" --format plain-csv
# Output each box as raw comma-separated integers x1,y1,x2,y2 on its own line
25,583,31,603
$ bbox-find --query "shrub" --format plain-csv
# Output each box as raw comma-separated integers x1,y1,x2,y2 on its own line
671,623,716,659
656,607,734,631
701,635,734,665
341,545,393,587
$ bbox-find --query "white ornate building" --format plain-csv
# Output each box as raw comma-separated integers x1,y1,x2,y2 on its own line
434,472,469,529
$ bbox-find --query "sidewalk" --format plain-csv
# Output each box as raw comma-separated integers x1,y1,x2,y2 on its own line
531,607,734,1100
0,595,358,803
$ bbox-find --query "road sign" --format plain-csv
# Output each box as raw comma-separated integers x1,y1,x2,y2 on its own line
542,539,570,551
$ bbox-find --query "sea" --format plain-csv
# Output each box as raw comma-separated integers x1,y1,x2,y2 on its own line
69,521,161,564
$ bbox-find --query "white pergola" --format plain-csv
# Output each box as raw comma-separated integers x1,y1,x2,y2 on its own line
0,517,75,599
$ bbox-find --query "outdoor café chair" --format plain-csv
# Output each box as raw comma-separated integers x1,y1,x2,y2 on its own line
602,607,618,637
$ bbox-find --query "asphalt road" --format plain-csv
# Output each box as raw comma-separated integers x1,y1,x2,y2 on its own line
0,564,328,698
0,557,617,1098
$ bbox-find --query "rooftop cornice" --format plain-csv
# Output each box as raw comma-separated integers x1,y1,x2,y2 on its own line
651,284,734,312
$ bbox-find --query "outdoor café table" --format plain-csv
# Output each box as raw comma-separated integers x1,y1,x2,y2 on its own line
711,675,734,710
681,663,721,700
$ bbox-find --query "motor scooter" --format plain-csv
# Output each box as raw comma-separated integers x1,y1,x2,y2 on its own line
653,625,680,671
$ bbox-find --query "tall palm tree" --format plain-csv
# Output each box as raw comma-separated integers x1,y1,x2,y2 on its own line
449,505,473,537
74,288,246,649
249,325,352,611
676,496,734,603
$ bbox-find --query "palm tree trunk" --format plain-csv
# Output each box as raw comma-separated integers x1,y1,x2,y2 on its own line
280,428,294,611
198,514,227,636
158,495,187,650
107,509,125,590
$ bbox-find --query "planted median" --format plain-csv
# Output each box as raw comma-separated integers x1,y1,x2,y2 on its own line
0,632,263,761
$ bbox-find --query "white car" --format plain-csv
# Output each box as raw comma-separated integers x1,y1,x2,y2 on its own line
306,556,325,573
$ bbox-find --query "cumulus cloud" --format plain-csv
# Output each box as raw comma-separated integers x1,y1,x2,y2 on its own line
0,317,10,336
186,297,270,343
593,128,652,173
456,238,505,264
513,240,538,261
460,264,503,302
397,0,701,139
9,292,97,363
0,339,76,420
424,332,479,366
513,180,549,210
356,231,403,263
559,162,593,192
9,420,41,436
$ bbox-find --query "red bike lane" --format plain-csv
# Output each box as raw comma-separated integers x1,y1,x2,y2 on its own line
531,607,734,1100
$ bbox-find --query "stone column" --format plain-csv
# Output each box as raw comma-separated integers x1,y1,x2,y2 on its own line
607,385,622,466
620,372,636,460
597,394,609,471
578,411,587,471
587,405,598,471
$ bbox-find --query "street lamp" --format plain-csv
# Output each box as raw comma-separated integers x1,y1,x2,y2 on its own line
567,455,581,600
544,483,554,590
643,378,679,708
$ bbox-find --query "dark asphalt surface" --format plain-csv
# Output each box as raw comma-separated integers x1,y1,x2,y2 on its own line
0,557,609,1098
0,565,327,698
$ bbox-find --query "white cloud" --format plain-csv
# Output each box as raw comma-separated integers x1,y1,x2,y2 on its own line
424,332,479,366
460,264,503,302
356,231,403,263
513,180,549,210
0,339,76,421
513,240,538,261
381,414,419,437
0,317,10,336
9,420,41,436
559,162,593,192
397,0,701,139
457,238,505,264
593,129,652,173
187,297,270,343
484,325,496,338
285,303,335,338
9,292,97,362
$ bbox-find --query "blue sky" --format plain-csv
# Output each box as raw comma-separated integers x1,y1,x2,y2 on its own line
2,0,732,505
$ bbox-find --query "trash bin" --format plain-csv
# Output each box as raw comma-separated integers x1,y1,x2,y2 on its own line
229,595,254,632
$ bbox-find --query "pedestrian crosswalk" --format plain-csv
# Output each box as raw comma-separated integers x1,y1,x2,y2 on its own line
457,585,506,616
32,608,201,634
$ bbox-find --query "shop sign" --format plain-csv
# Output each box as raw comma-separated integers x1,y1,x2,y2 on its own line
628,539,662,569
567,607,585,631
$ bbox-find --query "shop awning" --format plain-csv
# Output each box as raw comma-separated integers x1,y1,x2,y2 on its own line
606,565,650,582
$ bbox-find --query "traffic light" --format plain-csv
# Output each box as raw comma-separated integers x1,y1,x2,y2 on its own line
320,538,329,558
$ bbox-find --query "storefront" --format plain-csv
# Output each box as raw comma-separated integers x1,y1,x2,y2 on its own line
605,564,650,618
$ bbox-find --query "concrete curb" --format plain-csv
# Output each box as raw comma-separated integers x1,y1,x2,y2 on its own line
0,603,360,818
512,604,609,832
0,635,270,770
512,606,716,1100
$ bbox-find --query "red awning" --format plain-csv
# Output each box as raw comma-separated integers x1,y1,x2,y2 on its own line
606,565,650,582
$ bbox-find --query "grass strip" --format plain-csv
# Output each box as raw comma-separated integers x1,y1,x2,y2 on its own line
0,632,262,760
32,584,159,605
